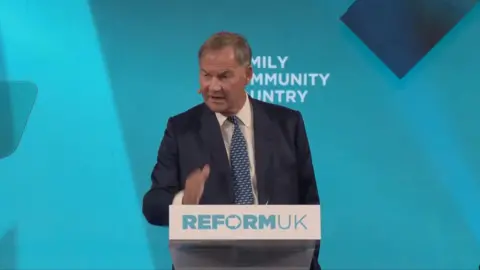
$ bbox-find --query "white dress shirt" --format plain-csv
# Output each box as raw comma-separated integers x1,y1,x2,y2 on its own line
172,96,258,204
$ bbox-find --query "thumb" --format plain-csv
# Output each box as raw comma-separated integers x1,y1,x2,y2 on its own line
200,164,210,180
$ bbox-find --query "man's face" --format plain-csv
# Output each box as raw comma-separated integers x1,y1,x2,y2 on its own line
199,47,252,115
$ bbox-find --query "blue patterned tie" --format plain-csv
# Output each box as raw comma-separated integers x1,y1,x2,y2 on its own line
228,116,255,204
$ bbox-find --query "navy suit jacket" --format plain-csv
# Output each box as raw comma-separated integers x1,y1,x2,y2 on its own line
143,97,321,269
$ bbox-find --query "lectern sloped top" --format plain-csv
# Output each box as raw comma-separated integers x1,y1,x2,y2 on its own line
169,205,321,241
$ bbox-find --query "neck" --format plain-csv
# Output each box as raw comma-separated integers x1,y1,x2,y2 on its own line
221,92,247,116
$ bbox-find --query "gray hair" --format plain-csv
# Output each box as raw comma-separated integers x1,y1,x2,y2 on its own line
198,32,252,66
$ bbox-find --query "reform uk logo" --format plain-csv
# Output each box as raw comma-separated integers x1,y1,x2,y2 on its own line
341,0,478,78
182,214,308,230
0,81,37,159
169,205,321,240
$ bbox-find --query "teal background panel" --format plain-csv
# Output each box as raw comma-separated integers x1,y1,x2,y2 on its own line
0,0,479,269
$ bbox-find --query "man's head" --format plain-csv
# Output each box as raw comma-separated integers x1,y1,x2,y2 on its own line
198,32,253,115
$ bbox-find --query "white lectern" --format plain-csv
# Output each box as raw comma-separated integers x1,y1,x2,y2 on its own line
169,205,321,270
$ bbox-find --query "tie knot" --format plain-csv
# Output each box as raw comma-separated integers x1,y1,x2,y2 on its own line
227,116,239,125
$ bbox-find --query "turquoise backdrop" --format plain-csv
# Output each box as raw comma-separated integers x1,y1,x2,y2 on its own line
1,0,479,269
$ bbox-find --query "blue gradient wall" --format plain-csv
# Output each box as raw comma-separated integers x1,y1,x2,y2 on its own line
0,0,479,269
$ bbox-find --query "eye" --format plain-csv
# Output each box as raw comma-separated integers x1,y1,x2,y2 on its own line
218,73,231,79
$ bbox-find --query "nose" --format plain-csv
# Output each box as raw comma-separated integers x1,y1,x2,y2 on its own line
208,77,222,91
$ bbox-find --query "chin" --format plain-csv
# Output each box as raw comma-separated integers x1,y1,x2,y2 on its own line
205,101,227,113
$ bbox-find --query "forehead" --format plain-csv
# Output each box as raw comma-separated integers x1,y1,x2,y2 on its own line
200,47,240,71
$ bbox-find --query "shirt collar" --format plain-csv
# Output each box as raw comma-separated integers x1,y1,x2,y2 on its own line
215,95,252,127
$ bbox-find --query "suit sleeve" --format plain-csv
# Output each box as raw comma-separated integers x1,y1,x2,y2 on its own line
294,111,321,270
294,111,320,205
142,117,180,226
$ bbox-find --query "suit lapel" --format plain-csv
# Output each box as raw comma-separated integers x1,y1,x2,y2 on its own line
251,98,275,204
199,105,234,203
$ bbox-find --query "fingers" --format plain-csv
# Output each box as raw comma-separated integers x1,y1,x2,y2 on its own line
183,165,210,204
189,164,209,179
201,164,210,180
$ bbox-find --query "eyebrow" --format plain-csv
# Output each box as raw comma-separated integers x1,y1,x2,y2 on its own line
201,69,232,76
218,70,231,76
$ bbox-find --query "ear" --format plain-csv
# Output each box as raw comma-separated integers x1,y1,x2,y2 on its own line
244,65,253,85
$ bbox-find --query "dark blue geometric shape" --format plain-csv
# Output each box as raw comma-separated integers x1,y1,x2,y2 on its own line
341,0,478,78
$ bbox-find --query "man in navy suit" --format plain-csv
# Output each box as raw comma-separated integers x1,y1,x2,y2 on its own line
143,31,320,270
